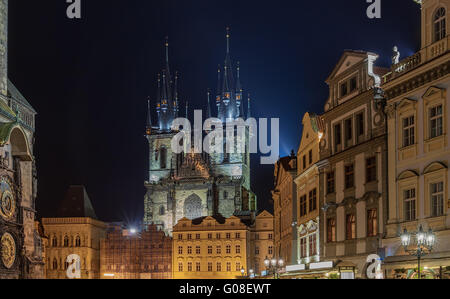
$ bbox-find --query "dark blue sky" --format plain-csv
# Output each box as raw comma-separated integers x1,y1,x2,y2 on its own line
8,0,420,221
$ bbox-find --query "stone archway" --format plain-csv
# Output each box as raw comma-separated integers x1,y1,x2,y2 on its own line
9,126,32,161
183,194,203,220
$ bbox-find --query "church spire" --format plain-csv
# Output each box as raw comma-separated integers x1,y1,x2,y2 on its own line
247,94,251,119
206,89,212,119
146,98,152,135
185,100,189,119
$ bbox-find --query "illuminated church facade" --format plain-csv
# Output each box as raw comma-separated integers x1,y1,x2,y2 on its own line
143,31,257,235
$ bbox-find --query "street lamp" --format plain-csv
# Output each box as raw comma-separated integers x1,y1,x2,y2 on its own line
400,225,436,279
249,269,254,279
240,267,245,278
264,256,284,279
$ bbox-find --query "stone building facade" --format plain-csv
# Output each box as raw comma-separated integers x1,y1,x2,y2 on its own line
382,0,450,279
318,49,389,279
172,211,273,279
272,153,297,265
0,0,43,279
100,224,172,279
144,31,256,236
42,186,107,279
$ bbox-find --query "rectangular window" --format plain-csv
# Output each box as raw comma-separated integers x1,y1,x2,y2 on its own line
235,233,241,239
178,263,183,272
346,214,356,240
340,82,348,97
309,189,317,212
327,218,336,243
327,171,335,194
367,209,378,237
269,246,273,255
430,105,443,139
309,234,317,256
226,233,231,239
208,262,212,272
404,188,416,221
187,234,192,240
431,182,444,217
187,246,192,255
345,164,354,189
300,195,307,217
216,263,222,272
226,262,231,272
216,233,221,239
255,246,260,255
178,234,183,240
309,150,313,164
303,155,307,169
226,245,231,254
350,77,357,92
403,116,415,147
334,124,342,151
208,246,212,254
208,233,212,240
236,245,241,254
216,246,221,254
187,262,193,272
356,113,364,138
345,118,353,146
300,237,307,258
196,234,201,240
196,246,201,255
268,234,273,240
196,262,201,272
236,262,241,272
366,157,377,183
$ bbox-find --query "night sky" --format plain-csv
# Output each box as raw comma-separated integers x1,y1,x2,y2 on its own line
8,0,420,222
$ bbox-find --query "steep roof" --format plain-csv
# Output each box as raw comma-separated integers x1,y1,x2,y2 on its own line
8,80,36,113
57,185,98,219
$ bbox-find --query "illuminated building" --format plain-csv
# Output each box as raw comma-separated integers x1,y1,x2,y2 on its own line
100,224,172,279
172,211,273,279
0,0,43,279
283,113,325,278
143,29,256,236
42,186,107,279
382,0,450,279
272,153,297,266
318,48,389,278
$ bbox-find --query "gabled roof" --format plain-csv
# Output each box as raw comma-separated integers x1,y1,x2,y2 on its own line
57,185,98,219
326,50,377,83
256,210,273,218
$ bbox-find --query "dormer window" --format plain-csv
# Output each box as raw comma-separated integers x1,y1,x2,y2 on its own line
434,7,446,42
350,77,357,92
340,82,348,97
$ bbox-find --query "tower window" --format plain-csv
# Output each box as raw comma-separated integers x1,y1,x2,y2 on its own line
434,7,446,42
160,147,167,169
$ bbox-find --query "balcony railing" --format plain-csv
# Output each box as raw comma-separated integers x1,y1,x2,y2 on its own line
383,35,449,83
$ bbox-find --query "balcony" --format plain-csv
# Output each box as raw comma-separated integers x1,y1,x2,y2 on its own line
383,35,450,83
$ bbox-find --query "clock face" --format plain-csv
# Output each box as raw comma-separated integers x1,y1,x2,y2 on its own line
0,178,15,221
1,233,16,269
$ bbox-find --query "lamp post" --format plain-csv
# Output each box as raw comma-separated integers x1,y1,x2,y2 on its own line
240,267,245,278
264,257,284,279
400,225,436,279
249,269,254,279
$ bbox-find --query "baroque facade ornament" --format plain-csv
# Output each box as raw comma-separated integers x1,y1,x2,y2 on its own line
1,232,16,269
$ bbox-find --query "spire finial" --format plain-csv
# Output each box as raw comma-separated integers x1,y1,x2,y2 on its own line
226,27,230,54
247,93,251,119
207,89,212,119
146,97,153,135
165,36,169,63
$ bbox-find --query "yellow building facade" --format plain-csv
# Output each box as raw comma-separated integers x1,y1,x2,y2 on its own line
42,186,107,279
172,211,274,279
382,0,450,279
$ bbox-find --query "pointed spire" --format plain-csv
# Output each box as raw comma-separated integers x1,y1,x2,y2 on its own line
247,94,251,119
226,27,231,54
206,89,212,119
174,71,179,116
157,74,161,104
236,61,242,92
185,100,189,119
146,98,153,135
216,65,222,97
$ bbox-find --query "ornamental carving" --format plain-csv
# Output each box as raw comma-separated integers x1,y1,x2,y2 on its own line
0,177,15,221
1,233,16,269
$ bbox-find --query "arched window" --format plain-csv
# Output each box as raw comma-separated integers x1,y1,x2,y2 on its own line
75,236,81,247
64,236,69,247
52,258,58,270
434,7,446,42
52,236,58,247
159,206,165,215
160,147,167,169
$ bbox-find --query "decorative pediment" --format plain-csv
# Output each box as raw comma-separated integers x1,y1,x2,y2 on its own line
256,210,273,218
397,170,419,181
397,98,417,111
306,220,318,232
423,161,447,175
326,51,369,83
422,86,445,100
